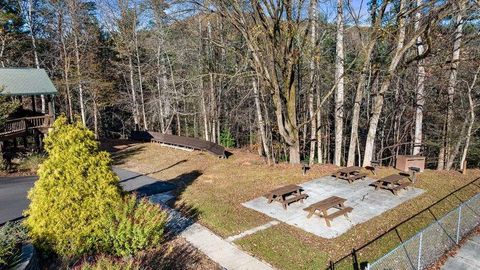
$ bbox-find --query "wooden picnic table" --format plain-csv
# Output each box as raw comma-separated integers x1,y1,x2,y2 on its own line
334,166,367,183
373,174,411,195
266,184,308,210
304,196,353,227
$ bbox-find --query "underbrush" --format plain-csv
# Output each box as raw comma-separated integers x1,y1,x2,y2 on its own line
17,152,45,173
75,255,141,270
0,150,45,175
0,222,27,269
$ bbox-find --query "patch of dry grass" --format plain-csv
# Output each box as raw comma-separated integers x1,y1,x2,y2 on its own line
109,140,480,269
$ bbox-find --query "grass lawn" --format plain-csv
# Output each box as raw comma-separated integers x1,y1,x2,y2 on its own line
107,140,480,270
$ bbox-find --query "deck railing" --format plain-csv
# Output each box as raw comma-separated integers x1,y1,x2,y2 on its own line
0,115,53,136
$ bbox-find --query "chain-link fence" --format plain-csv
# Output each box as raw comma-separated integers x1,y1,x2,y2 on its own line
367,192,480,270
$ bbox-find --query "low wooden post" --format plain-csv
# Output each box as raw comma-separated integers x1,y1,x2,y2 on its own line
34,130,40,151
352,248,359,270
47,95,54,116
31,95,36,112
23,136,28,149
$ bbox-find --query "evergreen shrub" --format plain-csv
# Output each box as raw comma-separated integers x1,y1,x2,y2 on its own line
24,116,122,258
108,195,167,257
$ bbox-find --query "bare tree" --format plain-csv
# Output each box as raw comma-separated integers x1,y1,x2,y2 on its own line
460,66,480,170
347,0,387,166
308,0,317,165
212,0,310,163
413,0,426,155
253,77,271,164
443,0,467,170
363,0,449,167
334,0,344,166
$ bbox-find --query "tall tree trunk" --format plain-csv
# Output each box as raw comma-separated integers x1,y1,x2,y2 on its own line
62,51,72,121
209,72,216,143
413,0,426,155
207,22,217,143
0,37,5,67
442,1,465,170
161,55,169,132
347,43,375,166
308,0,317,165
363,0,407,167
59,12,73,121
73,31,85,125
460,66,479,170
93,99,99,139
200,78,209,141
25,0,45,113
128,55,139,130
437,121,447,170
156,44,165,132
334,0,345,166
134,24,148,131
316,92,323,164
165,53,181,136
446,114,468,170
198,18,209,141
253,78,271,164
346,0,385,167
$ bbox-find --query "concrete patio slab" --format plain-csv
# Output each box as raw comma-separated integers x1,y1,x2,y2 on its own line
243,176,424,239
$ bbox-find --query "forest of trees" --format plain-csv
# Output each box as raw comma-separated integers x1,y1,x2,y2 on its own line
1,0,479,168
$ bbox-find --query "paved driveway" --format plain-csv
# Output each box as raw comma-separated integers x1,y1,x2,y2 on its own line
0,168,176,225
0,176,37,224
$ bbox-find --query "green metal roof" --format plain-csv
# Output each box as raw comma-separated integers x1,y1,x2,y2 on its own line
0,68,57,96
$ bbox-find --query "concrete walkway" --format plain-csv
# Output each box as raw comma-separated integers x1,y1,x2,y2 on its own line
118,168,276,270
442,233,480,270
148,189,275,270
181,223,275,270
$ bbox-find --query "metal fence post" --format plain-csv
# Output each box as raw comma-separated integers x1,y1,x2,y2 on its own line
456,205,462,244
417,232,423,270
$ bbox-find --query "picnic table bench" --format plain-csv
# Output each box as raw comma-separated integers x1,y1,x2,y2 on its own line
304,196,353,227
334,166,367,183
266,184,308,210
373,174,411,195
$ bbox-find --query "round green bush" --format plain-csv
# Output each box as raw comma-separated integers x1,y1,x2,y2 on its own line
108,195,168,257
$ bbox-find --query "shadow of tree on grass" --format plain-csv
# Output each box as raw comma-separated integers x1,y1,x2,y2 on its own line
110,145,146,166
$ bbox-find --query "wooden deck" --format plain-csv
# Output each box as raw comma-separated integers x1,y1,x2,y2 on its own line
0,115,53,141
131,131,226,158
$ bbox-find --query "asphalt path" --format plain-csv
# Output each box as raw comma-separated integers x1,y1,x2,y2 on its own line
0,176,37,224
0,167,176,225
